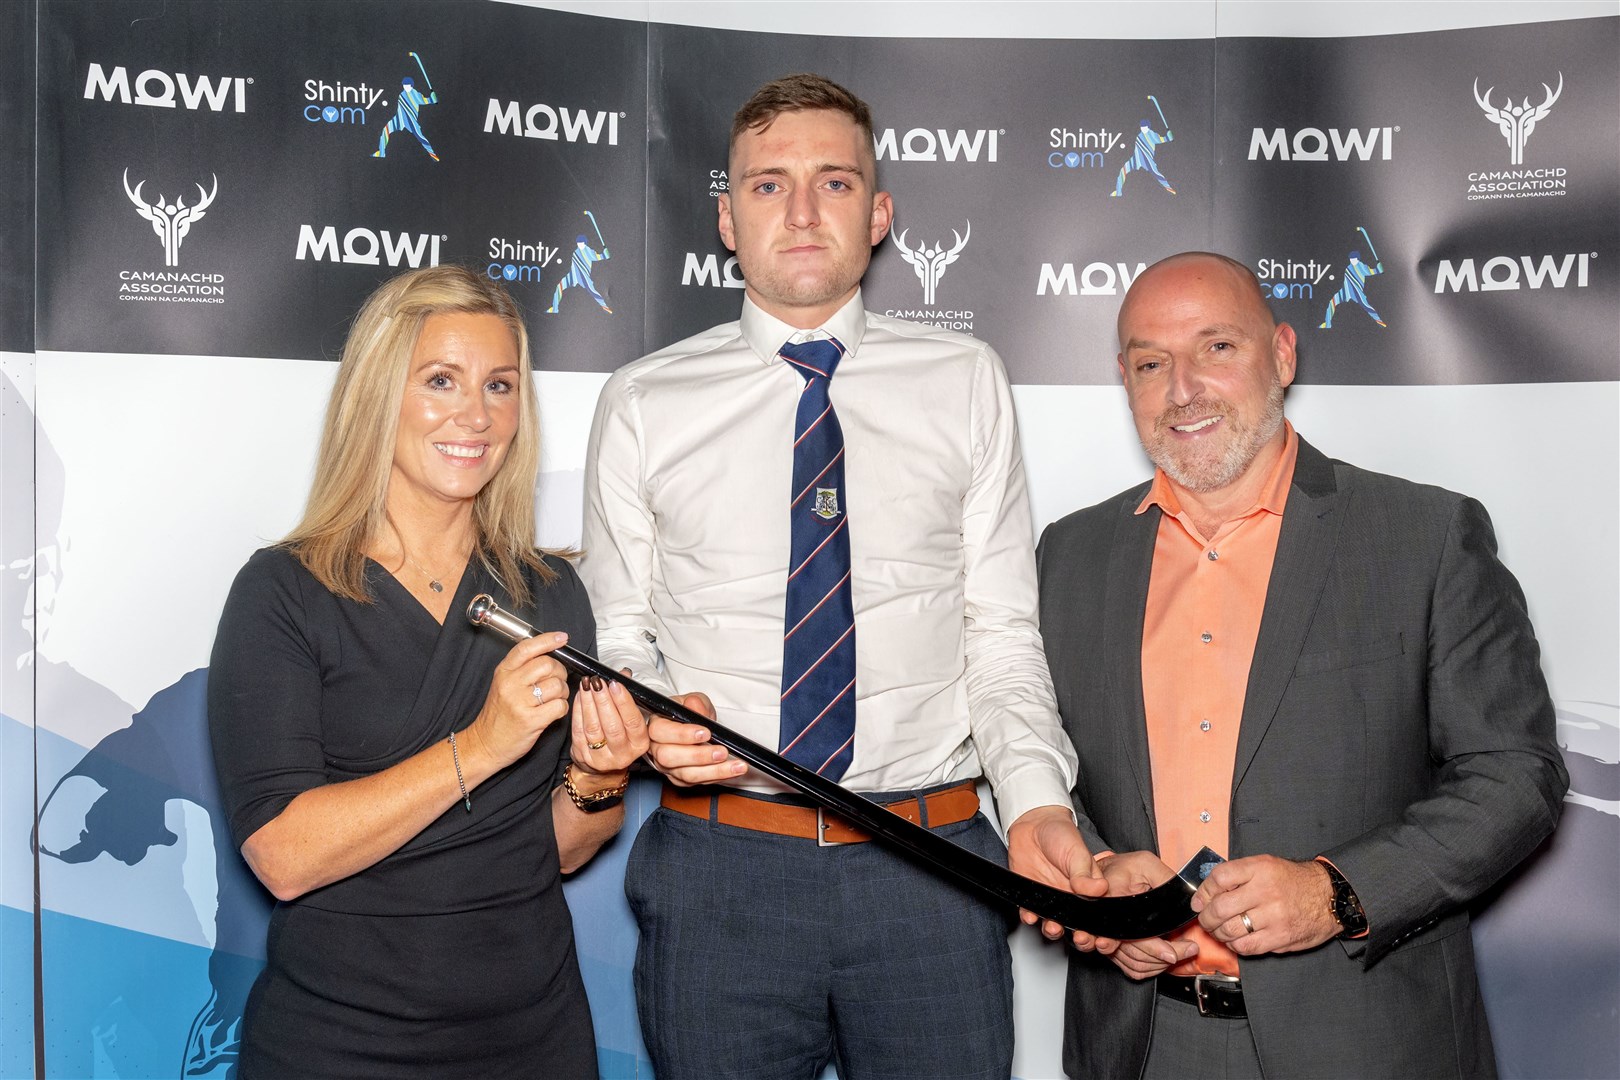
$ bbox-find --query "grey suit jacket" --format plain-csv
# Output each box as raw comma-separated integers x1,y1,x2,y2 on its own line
1036,436,1567,1079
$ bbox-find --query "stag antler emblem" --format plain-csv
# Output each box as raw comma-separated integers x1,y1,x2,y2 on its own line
891,221,971,306
124,169,218,267
1473,73,1562,166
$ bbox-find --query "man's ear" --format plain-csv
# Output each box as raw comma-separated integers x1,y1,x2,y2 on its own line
869,191,894,246
1273,322,1298,389
717,193,737,252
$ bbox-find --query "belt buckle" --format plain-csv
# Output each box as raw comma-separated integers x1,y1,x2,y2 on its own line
1193,973,1239,1017
816,807,850,847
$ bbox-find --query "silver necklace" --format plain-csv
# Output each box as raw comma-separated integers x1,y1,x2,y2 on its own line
404,551,456,593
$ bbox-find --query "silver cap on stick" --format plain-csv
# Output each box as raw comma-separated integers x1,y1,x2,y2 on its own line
466,593,539,643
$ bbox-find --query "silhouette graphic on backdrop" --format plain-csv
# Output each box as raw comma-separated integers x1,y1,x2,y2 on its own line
547,211,613,314
1320,228,1387,328
372,52,439,161
1112,96,1176,197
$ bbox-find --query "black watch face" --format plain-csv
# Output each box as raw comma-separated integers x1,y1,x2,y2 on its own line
582,793,624,814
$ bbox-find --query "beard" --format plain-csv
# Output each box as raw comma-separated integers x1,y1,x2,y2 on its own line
734,241,870,318
1142,378,1286,493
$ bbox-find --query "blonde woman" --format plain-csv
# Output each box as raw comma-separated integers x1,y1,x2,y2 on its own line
209,266,643,1078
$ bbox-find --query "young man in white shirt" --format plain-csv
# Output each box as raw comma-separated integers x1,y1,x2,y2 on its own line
579,73,1101,1080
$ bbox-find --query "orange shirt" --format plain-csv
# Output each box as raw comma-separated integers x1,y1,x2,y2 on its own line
1137,424,1298,976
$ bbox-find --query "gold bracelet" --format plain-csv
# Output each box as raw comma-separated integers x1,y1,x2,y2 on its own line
564,764,629,814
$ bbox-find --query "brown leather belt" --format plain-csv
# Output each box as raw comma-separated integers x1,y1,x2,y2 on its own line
661,781,979,845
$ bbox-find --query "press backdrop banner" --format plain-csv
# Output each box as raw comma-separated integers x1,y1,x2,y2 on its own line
4,2,1616,1078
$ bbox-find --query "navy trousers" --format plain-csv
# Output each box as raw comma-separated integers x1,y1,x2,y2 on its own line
625,787,1016,1080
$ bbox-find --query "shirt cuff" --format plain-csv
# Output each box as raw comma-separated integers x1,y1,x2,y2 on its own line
990,765,1077,833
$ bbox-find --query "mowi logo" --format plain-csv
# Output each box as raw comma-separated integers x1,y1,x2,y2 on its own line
681,253,746,289
295,225,444,267
1036,261,1148,296
1247,127,1397,161
484,100,621,145
874,127,1001,163
1433,252,1594,292
84,63,249,111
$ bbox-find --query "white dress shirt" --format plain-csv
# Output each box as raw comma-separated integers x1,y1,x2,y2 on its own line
579,292,1076,827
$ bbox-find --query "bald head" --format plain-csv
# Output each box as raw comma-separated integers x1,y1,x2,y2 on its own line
1118,252,1273,351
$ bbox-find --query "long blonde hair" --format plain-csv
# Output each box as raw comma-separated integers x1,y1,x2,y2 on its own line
283,265,554,605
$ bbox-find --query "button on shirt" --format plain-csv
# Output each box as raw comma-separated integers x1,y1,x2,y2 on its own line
579,292,1076,825
1139,424,1298,976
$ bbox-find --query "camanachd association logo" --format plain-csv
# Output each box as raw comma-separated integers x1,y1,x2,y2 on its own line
883,216,974,331
1463,73,1569,202
117,168,226,304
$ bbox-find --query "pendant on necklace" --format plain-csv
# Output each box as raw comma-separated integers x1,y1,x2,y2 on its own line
429,580,444,593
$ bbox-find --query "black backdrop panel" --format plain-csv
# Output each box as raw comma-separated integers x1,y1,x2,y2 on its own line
647,24,1214,386
1213,18,1619,384
0,1,34,353
32,4,1619,384
36,0,648,371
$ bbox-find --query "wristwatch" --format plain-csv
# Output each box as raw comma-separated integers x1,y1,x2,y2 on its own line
564,764,628,814
1320,859,1368,938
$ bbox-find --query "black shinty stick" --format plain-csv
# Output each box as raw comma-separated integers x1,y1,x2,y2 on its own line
468,594,1218,939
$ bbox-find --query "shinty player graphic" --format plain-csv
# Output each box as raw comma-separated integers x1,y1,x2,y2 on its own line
1112,96,1176,197
547,213,614,315
1320,240,1388,329
372,53,439,161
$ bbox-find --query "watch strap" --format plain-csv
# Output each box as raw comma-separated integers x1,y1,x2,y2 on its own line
1319,857,1368,938
565,764,628,813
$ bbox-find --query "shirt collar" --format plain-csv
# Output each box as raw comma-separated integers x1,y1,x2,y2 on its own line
1136,421,1299,519
740,290,868,366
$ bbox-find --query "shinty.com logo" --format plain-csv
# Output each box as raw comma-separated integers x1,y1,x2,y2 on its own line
302,78,386,128
118,169,225,303
484,212,616,317
300,51,442,161
1046,95,1182,199
1250,229,1392,331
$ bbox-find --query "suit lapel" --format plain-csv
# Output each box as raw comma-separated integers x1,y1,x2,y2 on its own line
1104,498,1161,845
1232,438,1346,793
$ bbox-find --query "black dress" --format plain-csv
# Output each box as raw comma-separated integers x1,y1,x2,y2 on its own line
208,548,599,1079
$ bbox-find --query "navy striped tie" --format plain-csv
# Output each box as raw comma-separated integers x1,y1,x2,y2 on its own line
777,336,856,780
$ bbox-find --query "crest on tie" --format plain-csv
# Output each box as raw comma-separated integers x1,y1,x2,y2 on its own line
813,487,841,521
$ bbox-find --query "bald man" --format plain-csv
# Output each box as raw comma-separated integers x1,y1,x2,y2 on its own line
1033,252,1566,1078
